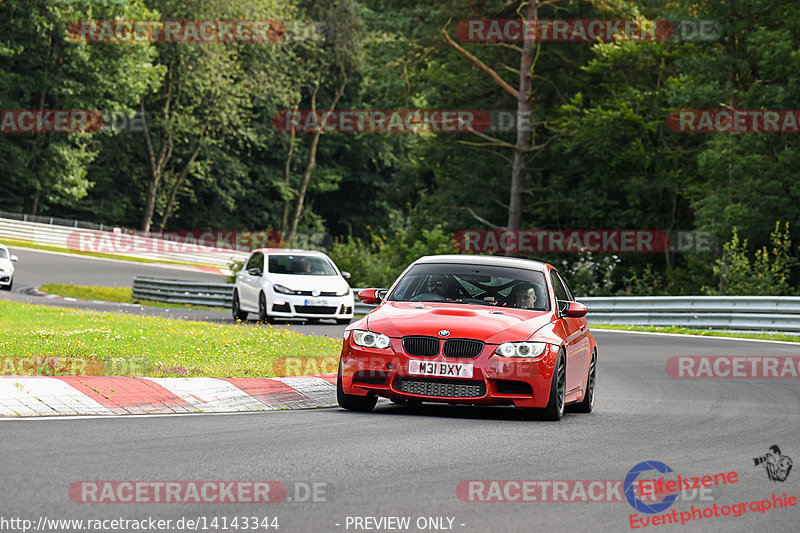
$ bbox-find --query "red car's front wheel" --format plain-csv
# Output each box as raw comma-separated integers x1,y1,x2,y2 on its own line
540,350,566,421
337,360,378,412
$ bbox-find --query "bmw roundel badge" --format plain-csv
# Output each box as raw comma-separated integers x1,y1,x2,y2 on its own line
438,330,450,337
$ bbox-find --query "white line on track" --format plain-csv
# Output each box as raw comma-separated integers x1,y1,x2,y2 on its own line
7,245,228,274
0,407,339,422
591,327,800,345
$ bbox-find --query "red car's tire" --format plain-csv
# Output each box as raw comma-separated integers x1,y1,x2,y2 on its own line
540,350,566,421
572,349,596,414
337,361,377,412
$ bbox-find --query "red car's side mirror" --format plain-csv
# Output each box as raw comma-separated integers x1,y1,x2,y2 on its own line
357,288,382,305
564,301,588,318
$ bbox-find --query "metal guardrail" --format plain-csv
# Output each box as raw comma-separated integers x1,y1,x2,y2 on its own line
353,293,800,332
131,279,800,333
133,278,364,311
577,296,800,333
133,277,234,307
354,296,376,315
0,210,111,230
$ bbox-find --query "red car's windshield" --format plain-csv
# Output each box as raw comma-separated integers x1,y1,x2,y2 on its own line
387,263,550,311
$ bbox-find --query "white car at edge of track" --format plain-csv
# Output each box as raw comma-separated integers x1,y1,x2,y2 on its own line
0,244,19,291
232,248,354,324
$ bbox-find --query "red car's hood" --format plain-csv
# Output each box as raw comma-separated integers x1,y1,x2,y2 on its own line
366,301,553,344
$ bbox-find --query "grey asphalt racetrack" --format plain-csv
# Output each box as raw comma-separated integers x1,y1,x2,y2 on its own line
1,331,799,532
6,247,227,288
2,244,799,531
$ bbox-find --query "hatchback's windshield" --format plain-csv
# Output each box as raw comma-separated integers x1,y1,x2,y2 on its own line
268,255,338,276
387,263,550,311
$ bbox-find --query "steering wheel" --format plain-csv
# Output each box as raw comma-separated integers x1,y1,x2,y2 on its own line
409,292,446,302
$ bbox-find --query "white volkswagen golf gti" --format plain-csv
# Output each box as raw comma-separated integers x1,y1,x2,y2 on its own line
232,249,354,324
0,244,19,291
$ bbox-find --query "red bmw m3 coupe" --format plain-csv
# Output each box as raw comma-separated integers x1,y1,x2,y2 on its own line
337,255,597,420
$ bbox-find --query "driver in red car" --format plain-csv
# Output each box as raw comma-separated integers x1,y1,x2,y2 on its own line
508,283,537,309
428,275,456,300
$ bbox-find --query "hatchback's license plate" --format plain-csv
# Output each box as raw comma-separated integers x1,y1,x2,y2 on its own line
408,361,473,378
304,299,327,306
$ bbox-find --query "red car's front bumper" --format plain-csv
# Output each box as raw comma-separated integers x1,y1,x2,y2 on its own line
340,335,558,408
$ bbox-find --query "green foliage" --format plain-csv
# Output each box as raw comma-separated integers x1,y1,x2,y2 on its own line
5,0,800,297
0,0,160,214
328,225,454,288
620,264,666,297
559,254,622,297
226,257,246,284
709,222,797,295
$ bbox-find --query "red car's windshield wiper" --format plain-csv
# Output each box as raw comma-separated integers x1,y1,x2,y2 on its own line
449,298,499,306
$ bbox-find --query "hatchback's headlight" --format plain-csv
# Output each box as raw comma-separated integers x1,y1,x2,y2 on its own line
335,288,350,297
495,342,549,358
352,329,391,349
273,284,297,295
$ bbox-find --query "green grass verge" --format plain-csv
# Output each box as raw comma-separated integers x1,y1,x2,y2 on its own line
0,299,341,377
0,237,198,266
589,323,800,343
39,283,134,303
39,283,224,311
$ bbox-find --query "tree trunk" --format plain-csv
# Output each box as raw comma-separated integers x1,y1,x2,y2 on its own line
157,126,207,231
140,64,175,232
442,1,544,239
286,68,348,242
506,0,537,238
280,107,298,234
26,33,53,216
29,190,40,216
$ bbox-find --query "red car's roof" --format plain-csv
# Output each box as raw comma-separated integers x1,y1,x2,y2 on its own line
413,254,547,271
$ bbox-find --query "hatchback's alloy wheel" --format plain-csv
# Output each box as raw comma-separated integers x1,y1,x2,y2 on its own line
232,291,248,321
258,292,271,323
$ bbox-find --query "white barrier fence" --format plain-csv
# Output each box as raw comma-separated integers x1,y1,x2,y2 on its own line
0,217,247,269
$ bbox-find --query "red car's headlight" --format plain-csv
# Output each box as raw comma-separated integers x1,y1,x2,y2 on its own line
495,342,549,358
352,329,391,349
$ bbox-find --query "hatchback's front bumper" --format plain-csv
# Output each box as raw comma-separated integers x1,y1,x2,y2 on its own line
269,292,354,320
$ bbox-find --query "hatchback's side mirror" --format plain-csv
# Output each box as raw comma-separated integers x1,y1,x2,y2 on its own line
10,255,19,262
247,268,262,277
341,271,351,279
564,301,588,318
